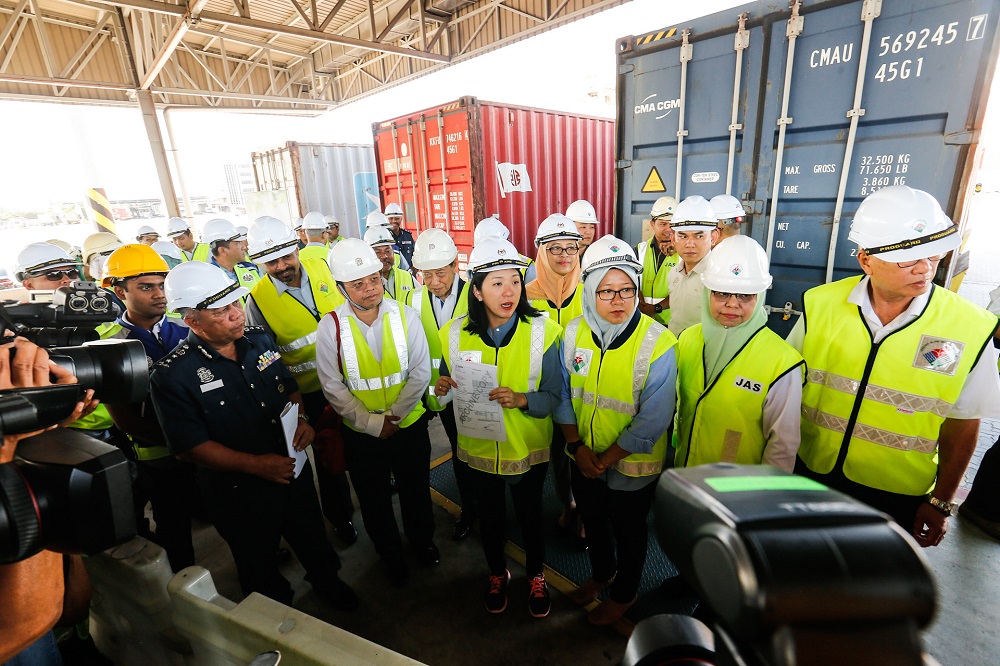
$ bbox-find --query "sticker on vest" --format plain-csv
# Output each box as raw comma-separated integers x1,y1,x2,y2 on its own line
318,282,329,293
571,348,593,376
912,335,965,376
734,376,762,393
257,349,281,371
458,351,482,363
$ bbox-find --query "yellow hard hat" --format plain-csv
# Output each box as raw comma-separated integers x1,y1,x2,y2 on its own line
101,243,169,287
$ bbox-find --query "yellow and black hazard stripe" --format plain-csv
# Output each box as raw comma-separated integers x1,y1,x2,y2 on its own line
87,188,117,235
636,27,677,46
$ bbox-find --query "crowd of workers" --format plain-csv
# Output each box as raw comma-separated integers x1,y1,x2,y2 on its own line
4,183,1000,663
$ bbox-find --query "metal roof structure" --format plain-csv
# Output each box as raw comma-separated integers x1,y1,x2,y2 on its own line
0,0,631,111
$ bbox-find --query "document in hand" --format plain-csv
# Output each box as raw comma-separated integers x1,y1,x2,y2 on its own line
280,402,307,478
452,360,507,442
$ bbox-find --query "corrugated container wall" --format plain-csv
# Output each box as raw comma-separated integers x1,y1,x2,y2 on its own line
373,97,615,269
614,0,1000,335
251,142,378,239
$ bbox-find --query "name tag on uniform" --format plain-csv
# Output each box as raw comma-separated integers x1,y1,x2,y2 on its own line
200,379,224,392
459,351,482,363
734,376,762,393
258,350,281,371
912,335,964,376
571,348,593,376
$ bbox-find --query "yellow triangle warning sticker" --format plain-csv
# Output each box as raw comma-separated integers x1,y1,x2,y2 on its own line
641,166,666,193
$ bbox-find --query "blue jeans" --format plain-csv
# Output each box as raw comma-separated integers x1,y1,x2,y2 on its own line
3,632,62,666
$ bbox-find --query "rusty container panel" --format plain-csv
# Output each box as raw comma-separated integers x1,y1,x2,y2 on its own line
373,97,615,271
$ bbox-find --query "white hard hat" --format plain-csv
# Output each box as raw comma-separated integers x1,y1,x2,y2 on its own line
466,237,527,280
293,217,304,231
16,242,77,280
412,228,457,270
535,213,583,247
151,240,182,261
650,196,678,220
82,232,123,265
580,234,642,281
302,211,327,231
566,199,599,225
234,225,249,241
248,215,298,264
671,195,718,229
328,238,382,283
166,217,190,238
700,235,772,294
324,214,340,228
46,239,82,261
165,261,248,312
364,225,395,248
135,225,159,239
473,215,510,246
710,195,746,222
367,211,391,228
384,202,404,217
848,185,960,263
202,218,240,245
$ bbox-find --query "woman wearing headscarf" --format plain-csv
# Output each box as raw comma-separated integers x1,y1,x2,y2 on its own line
673,235,804,471
433,237,565,619
555,234,678,626
526,213,586,539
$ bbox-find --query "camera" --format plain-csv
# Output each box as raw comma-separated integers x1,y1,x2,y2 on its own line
624,464,937,666
0,280,147,564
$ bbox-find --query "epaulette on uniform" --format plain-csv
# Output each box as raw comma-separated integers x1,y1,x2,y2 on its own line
152,340,191,371
244,325,266,334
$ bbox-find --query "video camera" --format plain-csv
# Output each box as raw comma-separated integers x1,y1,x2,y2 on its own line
624,464,938,666
0,280,147,564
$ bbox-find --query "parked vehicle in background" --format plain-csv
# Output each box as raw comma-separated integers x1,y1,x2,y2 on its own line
614,0,1000,334
373,96,615,271
0,267,15,290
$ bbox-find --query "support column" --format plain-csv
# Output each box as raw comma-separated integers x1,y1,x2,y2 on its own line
136,89,181,217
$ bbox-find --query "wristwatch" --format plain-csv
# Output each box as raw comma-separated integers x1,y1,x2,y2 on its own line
566,440,584,455
927,495,957,516
653,303,663,314
298,412,309,423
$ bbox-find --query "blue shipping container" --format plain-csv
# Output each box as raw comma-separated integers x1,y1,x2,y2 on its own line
614,0,1000,333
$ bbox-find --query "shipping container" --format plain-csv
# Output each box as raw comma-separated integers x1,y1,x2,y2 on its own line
250,142,378,239
614,0,1000,333
372,96,615,270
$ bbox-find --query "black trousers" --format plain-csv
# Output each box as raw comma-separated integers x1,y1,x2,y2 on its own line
549,427,573,510
439,403,477,517
471,462,548,577
302,390,355,526
204,461,342,605
965,434,1000,520
571,466,657,603
137,458,198,572
794,457,924,529
343,414,436,564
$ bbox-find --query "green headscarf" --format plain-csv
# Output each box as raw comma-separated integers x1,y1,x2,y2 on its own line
701,288,768,384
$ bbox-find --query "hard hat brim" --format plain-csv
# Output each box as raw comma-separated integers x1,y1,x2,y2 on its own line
670,221,718,230
700,274,772,293
200,284,249,310
412,256,457,271
249,242,298,265
856,227,962,264
535,231,583,247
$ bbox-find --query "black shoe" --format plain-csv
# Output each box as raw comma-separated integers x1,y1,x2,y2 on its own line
453,513,474,541
383,559,409,588
414,543,441,567
314,576,360,611
334,521,358,545
485,570,510,614
528,573,551,618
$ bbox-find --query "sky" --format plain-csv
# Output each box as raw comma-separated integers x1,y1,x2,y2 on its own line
0,0,749,209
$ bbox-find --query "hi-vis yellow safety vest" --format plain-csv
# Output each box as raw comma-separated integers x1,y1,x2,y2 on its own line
674,324,803,469
250,258,344,393
564,315,677,477
799,277,998,495
299,244,329,263
233,262,261,295
439,315,562,475
387,267,415,302
637,241,679,327
181,243,211,263
406,282,469,410
337,299,424,430
531,284,584,327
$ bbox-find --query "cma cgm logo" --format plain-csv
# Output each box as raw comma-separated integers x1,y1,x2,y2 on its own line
634,94,681,119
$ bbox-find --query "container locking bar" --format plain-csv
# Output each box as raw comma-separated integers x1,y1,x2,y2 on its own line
726,13,750,196
764,301,803,321
675,28,693,198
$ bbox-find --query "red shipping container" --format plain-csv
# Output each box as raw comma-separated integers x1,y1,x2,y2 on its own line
372,96,615,270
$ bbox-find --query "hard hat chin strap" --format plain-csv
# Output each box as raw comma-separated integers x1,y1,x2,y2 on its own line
338,282,374,312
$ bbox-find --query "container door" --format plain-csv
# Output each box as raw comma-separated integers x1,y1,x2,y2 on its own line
374,121,421,235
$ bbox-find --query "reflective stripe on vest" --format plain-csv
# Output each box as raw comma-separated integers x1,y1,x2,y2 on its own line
799,278,998,495
674,324,803,468
565,315,675,477
444,314,559,475
279,331,317,353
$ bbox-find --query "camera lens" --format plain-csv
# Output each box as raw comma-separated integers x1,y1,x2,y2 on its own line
47,339,149,404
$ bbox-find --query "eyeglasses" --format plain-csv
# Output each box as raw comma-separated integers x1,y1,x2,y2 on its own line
595,287,636,301
30,269,79,281
896,255,943,269
711,291,756,304
546,245,579,256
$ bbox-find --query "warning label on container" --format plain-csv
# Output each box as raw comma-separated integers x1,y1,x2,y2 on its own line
641,167,666,193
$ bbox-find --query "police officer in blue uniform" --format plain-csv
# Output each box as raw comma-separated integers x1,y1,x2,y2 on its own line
150,261,358,610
